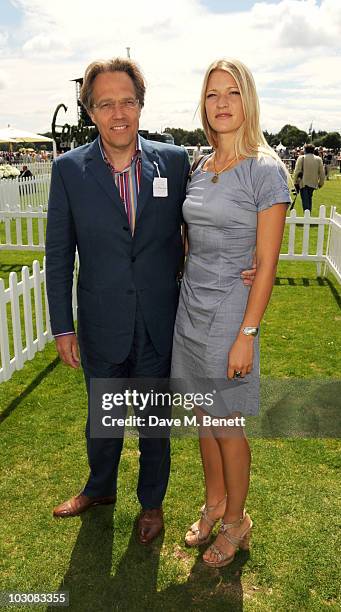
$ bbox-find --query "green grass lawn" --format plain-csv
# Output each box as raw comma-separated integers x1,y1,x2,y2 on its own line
0,181,340,611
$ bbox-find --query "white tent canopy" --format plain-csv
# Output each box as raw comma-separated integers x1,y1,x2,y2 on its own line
0,127,53,143
0,136,17,143
276,142,287,151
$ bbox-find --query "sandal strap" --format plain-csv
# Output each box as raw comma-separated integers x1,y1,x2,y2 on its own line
200,506,217,528
187,496,227,541
221,509,246,529
205,495,227,513
200,495,227,528
206,543,234,564
220,528,242,548
219,512,250,547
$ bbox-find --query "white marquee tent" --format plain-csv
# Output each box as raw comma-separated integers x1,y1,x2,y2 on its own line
0,127,53,143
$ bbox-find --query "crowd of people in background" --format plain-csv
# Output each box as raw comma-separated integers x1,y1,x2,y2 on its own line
1,144,340,179
276,144,337,176
0,149,53,164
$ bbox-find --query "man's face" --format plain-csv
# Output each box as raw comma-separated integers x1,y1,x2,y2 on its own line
89,71,141,152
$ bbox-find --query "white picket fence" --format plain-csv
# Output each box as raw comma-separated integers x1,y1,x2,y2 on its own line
0,259,52,382
0,257,78,383
0,174,51,211
280,205,329,276
0,205,340,383
8,161,52,176
324,207,341,280
0,206,46,250
1,205,340,277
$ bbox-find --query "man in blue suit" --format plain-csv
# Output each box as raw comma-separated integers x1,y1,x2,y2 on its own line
46,57,189,543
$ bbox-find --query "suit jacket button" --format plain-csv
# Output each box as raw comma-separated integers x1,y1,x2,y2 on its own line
127,289,134,294
123,226,129,231
131,256,136,262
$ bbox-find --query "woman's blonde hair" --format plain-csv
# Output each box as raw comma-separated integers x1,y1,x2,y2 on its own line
200,58,281,163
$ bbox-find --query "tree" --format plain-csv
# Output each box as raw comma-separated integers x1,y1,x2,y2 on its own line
263,130,277,146
277,124,308,148
319,132,341,150
163,127,208,146
185,129,208,146
313,131,328,147
163,127,187,146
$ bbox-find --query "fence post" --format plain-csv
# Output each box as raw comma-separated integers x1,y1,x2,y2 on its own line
15,214,23,247
27,205,33,246
9,271,24,370
323,206,334,277
32,260,45,350
302,209,311,258
38,205,45,246
316,205,326,276
42,256,53,340
0,278,11,382
288,209,296,255
22,265,35,360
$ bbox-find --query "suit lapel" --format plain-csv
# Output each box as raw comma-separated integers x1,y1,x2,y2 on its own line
84,137,126,219
136,138,158,222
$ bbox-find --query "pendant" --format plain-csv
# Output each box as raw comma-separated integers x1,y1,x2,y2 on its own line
211,174,219,184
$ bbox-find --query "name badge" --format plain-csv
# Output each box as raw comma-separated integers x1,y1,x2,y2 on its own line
153,177,168,198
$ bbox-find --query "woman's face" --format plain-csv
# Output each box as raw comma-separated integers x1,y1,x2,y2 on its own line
205,69,245,137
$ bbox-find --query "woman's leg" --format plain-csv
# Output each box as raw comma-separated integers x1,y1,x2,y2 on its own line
185,408,226,544
203,424,252,563
198,424,226,506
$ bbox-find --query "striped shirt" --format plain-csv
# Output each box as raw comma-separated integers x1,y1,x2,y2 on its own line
99,136,142,233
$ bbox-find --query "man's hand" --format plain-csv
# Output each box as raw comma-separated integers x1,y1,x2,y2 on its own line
241,266,256,286
55,334,80,369
241,258,257,286
241,251,257,286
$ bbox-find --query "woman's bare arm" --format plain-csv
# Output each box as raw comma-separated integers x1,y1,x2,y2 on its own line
227,203,287,379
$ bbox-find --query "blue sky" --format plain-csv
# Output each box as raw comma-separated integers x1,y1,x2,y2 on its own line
201,0,283,11
0,0,339,134
201,0,321,10
2,0,21,25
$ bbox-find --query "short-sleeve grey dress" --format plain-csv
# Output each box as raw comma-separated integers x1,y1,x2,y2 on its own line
171,155,291,416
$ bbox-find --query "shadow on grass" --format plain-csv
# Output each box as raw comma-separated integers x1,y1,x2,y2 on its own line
323,277,341,308
157,548,249,612
0,263,27,276
274,275,341,308
49,507,249,612
261,379,341,438
0,262,27,277
0,356,60,425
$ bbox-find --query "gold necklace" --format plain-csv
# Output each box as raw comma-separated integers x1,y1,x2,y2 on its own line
211,154,238,183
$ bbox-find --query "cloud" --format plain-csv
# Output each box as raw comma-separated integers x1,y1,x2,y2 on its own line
0,70,8,90
22,33,71,57
0,30,9,48
0,0,340,134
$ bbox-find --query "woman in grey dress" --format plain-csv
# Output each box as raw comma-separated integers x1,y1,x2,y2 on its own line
171,59,290,567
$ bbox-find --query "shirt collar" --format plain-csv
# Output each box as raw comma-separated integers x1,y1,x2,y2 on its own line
99,134,142,173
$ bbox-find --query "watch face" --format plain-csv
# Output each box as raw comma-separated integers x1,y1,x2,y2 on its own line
243,327,258,336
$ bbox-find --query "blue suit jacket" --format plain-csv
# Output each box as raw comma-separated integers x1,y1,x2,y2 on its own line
46,136,190,362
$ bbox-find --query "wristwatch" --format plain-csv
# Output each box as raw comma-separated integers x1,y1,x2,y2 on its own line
241,326,259,337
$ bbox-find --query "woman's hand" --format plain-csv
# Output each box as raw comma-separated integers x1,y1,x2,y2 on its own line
227,335,254,379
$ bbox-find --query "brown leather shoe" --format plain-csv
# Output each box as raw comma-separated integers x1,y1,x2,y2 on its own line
137,507,164,544
53,493,116,518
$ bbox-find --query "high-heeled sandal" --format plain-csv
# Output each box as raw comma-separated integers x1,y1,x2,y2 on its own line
203,510,253,567
184,496,227,547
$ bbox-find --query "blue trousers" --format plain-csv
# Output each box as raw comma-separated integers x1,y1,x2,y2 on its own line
79,301,172,509
300,186,314,213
